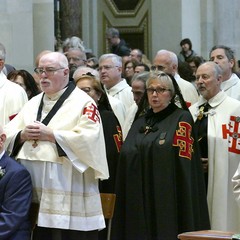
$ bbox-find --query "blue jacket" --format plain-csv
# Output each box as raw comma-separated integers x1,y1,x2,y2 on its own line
0,153,32,240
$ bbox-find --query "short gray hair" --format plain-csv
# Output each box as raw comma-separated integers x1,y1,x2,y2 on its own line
106,28,119,38
99,53,122,67
40,52,69,68
156,49,178,66
131,71,149,86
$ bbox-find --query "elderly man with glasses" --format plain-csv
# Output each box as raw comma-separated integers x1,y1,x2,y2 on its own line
99,54,135,136
4,51,109,240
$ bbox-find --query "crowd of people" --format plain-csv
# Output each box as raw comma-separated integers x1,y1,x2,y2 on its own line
1,27,240,240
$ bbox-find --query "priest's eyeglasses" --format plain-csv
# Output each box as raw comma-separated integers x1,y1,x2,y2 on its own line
98,65,119,71
146,87,171,94
34,67,65,76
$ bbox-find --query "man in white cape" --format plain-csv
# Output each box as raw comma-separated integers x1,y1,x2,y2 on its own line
4,52,109,240
189,61,240,232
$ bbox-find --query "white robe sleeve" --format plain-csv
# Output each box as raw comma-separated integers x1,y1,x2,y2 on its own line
54,131,89,173
232,164,240,207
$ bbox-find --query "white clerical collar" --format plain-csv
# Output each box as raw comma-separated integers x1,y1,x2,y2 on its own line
45,87,67,101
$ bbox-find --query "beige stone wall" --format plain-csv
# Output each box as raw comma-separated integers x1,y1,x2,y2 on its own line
82,0,240,62
0,0,54,73
1,0,240,71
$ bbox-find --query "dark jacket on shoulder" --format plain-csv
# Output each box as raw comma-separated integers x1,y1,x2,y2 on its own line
111,39,131,57
0,152,32,240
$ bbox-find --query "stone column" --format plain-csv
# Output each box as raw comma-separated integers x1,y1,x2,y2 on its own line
82,0,98,56
214,0,240,60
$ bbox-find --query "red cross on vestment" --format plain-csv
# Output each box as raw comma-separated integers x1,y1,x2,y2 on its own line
83,103,100,123
222,116,240,154
173,122,194,160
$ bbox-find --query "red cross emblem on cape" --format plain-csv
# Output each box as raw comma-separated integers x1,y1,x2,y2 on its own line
113,125,123,153
222,116,240,154
173,121,194,160
83,103,100,123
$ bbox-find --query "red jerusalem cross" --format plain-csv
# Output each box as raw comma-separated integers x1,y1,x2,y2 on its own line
173,122,194,160
83,103,100,123
222,116,240,154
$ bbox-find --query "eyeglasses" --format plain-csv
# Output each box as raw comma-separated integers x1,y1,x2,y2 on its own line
34,67,65,76
99,65,119,71
125,66,133,69
80,87,93,93
146,87,171,94
151,65,166,71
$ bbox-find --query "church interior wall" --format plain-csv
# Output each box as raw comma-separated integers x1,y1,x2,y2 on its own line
0,0,240,71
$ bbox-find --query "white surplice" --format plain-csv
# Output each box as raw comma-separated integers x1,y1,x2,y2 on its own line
4,86,109,231
221,73,240,101
0,71,28,125
174,73,199,107
106,78,135,113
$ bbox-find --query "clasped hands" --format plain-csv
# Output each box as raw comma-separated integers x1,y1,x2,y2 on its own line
20,121,55,143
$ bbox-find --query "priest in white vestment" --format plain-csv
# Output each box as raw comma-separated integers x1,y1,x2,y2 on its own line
4,52,109,240
99,54,135,116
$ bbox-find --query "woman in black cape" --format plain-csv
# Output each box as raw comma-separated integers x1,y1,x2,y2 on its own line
111,72,210,240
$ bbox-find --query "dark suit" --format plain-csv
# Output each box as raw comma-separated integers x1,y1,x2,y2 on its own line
0,152,32,240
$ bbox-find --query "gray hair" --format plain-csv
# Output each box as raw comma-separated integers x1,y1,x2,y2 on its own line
99,53,122,67
40,52,69,68
156,49,178,66
106,27,119,38
73,66,99,81
62,36,85,52
209,61,223,78
131,49,143,58
131,71,149,87
210,45,235,61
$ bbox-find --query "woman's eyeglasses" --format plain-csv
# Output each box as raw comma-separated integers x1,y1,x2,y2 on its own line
146,87,171,94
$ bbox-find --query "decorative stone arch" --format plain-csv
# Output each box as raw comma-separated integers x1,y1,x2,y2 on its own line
103,0,149,56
